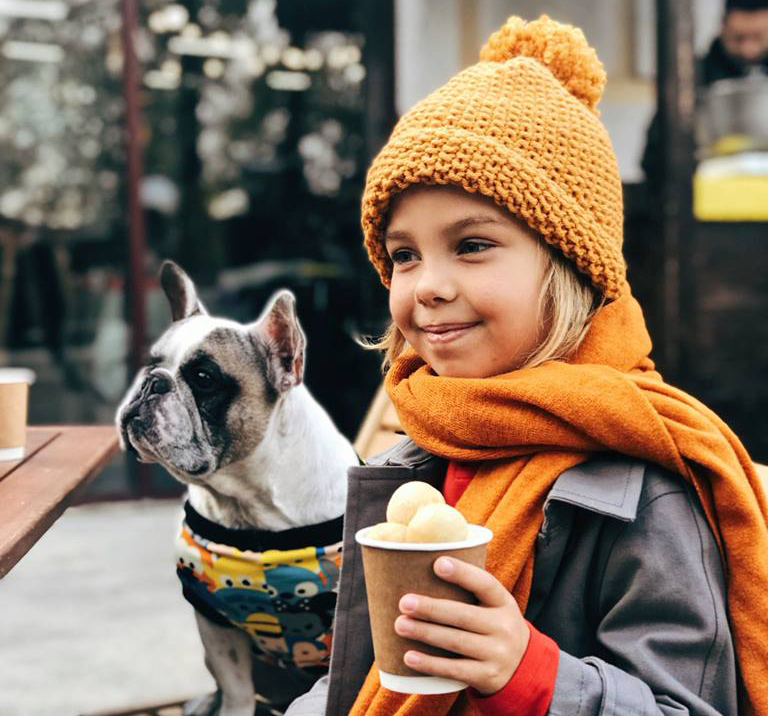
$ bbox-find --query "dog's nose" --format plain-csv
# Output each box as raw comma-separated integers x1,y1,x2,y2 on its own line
148,374,172,395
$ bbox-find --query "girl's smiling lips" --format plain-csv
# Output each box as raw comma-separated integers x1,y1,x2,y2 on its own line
420,322,481,343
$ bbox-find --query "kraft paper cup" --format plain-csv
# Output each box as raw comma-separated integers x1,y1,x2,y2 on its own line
0,368,35,462
356,523,493,695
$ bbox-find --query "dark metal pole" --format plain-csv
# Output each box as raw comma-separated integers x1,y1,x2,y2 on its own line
361,0,397,331
362,0,397,166
121,0,147,376
655,0,697,386
121,0,151,496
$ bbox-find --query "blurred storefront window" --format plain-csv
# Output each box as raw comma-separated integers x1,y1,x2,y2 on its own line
0,0,391,496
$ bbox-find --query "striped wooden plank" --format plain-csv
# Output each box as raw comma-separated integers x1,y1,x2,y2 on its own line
354,385,403,460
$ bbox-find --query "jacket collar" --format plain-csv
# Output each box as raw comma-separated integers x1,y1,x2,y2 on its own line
368,439,644,522
545,454,644,522
367,437,440,468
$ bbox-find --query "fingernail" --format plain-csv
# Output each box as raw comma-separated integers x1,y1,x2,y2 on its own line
396,616,413,634
435,557,454,576
400,595,418,612
404,651,421,666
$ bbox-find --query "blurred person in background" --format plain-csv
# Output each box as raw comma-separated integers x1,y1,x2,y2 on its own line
704,0,768,80
641,0,768,184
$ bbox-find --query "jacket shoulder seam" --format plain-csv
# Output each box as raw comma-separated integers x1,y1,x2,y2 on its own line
684,487,723,701
597,487,724,697
596,489,687,609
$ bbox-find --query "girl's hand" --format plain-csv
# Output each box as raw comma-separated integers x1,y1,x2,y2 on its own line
394,556,529,695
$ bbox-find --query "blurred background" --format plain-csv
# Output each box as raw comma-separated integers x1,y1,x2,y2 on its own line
1,0,767,712
2,0,768,491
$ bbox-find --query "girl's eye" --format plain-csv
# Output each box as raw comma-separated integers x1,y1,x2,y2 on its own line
390,248,418,265
458,239,492,255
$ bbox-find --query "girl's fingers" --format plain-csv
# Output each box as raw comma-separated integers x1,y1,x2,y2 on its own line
394,615,488,660
399,592,492,634
433,557,514,609
402,649,486,689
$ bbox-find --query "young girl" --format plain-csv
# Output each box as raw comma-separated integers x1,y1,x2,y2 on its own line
285,15,768,716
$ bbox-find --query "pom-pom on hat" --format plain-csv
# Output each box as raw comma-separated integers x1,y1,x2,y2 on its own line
361,15,627,299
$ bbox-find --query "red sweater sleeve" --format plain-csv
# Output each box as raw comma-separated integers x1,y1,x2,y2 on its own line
442,463,559,716
443,461,477,506
468,622,559,716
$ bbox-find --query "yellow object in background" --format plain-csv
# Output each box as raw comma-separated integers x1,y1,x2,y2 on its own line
693,175,768,221
710,134,756,156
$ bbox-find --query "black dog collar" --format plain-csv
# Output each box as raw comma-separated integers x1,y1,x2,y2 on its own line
183,501,344,553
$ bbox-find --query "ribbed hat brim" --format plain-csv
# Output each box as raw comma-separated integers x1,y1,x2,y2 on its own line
362,126,626,298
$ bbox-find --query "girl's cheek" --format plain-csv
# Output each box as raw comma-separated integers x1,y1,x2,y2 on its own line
389,280,410,323
388,285,399,316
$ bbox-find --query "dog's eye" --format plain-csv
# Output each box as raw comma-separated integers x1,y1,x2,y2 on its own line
189,369,216,392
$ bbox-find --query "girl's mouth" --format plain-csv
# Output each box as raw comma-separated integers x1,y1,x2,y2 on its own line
420,322,480,344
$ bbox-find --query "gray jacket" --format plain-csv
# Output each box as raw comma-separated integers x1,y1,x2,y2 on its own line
286,439,737,716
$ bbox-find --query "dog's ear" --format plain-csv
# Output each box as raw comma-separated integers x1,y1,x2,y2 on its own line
160,260,208,321
254,290,306,393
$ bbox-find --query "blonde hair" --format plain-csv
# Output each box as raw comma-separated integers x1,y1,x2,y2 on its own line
363,243,603,373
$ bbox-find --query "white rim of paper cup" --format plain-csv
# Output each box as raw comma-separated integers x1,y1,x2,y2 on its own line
379,670,467,694
355,523,492,551
0,446,24,461
0,368,36,385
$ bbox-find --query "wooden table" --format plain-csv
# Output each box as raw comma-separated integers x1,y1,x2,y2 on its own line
0,425,119,578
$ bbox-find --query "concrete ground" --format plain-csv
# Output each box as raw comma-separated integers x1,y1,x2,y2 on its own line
0,499,215,716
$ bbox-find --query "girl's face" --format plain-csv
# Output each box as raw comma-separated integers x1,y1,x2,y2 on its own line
386,185,548,378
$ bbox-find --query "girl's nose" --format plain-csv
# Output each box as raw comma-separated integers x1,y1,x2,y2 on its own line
414,263,457,305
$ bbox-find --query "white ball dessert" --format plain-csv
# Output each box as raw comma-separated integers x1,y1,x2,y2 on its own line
366,522,408,542
405,503,469,543
386,480,445,525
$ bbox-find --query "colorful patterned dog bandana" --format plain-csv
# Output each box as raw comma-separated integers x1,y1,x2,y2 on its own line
176,501,343,670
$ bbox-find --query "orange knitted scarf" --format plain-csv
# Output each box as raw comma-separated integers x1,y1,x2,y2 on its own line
349,292,768,716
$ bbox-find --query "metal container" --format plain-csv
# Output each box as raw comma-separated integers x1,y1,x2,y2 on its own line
697,73,768,152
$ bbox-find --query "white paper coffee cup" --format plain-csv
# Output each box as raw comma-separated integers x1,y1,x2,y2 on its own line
0,368,36,461
356,524,493,694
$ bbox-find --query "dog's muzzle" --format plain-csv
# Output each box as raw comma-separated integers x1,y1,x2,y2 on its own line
120,370,175,443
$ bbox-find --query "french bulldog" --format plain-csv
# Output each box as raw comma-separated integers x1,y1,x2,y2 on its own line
116,261,358,716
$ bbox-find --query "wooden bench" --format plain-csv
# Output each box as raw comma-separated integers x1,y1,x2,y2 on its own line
354,384,403,460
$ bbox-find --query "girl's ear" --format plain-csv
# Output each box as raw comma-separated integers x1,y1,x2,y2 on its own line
252,290,306,393
160,260,208,321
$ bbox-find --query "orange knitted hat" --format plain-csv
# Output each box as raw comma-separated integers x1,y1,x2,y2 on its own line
361,15,627,299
